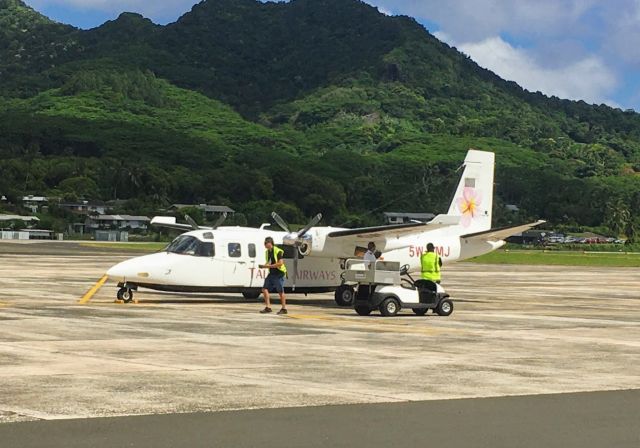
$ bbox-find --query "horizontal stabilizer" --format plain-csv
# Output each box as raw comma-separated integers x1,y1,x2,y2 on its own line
462,220,546,243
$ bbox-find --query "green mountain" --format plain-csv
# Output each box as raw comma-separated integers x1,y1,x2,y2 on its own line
0,0,638,235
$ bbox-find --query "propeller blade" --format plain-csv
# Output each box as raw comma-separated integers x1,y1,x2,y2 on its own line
292,250,298,292
297,213,323,237
184,214,200,231
211,212,228,229
271,211,290,233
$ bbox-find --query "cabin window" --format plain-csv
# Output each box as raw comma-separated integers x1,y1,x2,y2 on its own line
166,236,214,257
198,242,215,257
228,243,242,258
248,243,256,258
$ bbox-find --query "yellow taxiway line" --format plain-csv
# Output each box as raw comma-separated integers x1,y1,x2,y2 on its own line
78,275,108,304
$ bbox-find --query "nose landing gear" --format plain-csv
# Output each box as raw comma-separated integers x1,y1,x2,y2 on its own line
116,287,134,303
116,283,137,303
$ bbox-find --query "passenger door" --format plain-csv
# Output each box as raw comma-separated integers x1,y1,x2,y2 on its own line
222,241,250,287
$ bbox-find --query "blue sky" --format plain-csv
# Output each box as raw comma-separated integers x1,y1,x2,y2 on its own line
23,0,640,111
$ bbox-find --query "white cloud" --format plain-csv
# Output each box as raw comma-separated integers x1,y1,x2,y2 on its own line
601,0,640,67
456,36,618,106
368,0,636,108
368,0,601,42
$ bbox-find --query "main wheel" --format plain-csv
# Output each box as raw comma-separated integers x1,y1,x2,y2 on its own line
412,308,428,316
242,291,261,300
379,297,400,317
355,305,372,316
334,285,355,307
435,299,453,316
117,287,134,303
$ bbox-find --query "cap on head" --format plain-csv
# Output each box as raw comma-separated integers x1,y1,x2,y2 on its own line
427,243,435,251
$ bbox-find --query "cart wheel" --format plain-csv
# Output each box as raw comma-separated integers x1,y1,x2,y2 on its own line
412,308,428,316
334,285,355,307
117,287,134,303
435,299,453,316
242,291,261,300
355,305,372,316
380,297,400,317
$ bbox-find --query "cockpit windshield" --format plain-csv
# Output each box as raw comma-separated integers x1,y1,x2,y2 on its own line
165,235,214,257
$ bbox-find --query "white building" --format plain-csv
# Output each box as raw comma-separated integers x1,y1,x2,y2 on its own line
0,214,51,240
85,215,150,232
0,214,40,224
22,195,48,213
60,201,108,215
168,204,234,218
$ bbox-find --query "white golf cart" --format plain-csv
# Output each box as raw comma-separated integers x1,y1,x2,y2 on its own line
343,259,454,317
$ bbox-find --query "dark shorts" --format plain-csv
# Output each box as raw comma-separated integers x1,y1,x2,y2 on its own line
263,273,285,293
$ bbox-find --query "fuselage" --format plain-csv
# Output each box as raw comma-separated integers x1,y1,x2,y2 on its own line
106,225,503,293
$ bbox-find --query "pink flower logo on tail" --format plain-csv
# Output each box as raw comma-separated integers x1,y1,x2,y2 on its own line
457,187,482,227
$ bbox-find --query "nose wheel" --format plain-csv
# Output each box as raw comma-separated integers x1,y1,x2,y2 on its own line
117,287,134,303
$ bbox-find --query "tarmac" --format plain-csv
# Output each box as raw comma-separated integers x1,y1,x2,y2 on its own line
0,241,639,446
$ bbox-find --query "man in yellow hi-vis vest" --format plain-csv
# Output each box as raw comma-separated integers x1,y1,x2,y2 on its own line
420,243,442,283
259,237,288,314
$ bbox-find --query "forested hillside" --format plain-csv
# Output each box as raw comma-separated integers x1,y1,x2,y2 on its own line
1,0,638,237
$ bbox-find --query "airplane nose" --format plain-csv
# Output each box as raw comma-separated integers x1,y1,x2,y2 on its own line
106,260,129,280
106,253,168,283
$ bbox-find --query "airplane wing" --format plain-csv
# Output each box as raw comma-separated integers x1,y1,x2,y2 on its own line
327,215,460,240
150,216,212,232
461,220,546,242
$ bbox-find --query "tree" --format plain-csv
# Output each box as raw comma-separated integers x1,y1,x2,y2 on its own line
605,198,631,237
624,217,638,244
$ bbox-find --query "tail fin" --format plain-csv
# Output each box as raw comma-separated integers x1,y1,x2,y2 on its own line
447,149,494,233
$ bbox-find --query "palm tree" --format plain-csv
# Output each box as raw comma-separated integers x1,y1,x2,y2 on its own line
605,198,630,237
625,217,637,244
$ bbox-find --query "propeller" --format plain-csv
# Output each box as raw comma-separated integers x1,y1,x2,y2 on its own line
185,214,200,230
211,212,228,229
184,212,227,231
297,213,323,238
271,212,290,233
271,212,323,291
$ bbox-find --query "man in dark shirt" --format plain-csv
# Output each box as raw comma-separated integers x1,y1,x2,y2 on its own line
259,237,288,314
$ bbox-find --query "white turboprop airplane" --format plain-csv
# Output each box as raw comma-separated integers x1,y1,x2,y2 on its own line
106,149,544,305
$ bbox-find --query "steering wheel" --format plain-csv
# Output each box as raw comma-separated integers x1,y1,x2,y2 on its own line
401,278,415,289
400,264,410,275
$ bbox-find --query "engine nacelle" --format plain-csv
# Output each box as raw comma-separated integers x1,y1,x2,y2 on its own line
298,242,312,256
282,234,298,246
282,233,313,255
